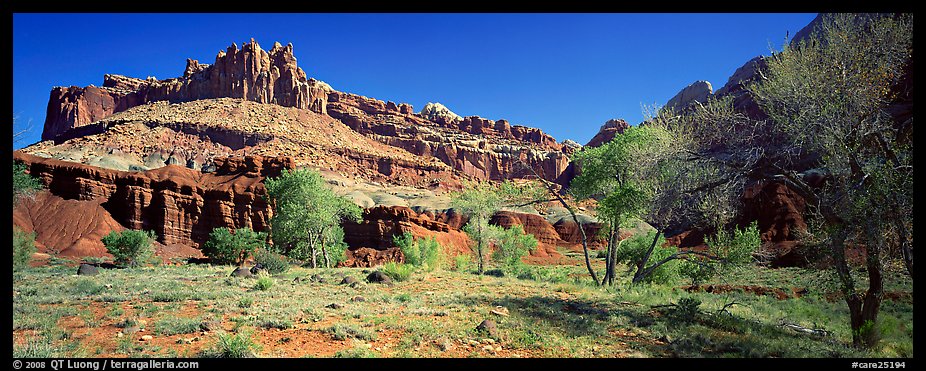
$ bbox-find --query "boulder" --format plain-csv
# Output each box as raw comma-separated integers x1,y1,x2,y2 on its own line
366,270,393,284
77,263,100,276
475,319,499,339
663,80,713,113
230,267,253,278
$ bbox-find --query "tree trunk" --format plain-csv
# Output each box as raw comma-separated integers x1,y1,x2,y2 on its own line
321,234,331,269
518,160,599,285
859,223,885,348
477,220,485,274
604,222,619,286
632,230,662,284
309,236,318,269
895,217,913,280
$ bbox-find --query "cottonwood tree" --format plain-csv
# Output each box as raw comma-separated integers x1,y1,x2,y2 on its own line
265,168,362,268
652,13,912,348
570,125,676,285
450,180,545,274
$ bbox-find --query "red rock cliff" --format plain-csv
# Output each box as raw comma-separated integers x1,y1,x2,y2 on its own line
42,39,328,142
13,152,293,251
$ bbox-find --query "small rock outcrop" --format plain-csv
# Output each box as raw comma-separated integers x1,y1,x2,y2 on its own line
419,102,463,123
663,80,713,113
584,119,630,148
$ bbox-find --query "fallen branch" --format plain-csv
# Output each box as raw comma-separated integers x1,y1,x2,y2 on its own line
778,320,831,337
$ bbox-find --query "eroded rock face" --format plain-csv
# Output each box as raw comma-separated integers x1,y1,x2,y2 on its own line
664,80,713,113
13,151,291,251
327,91,570,182
42,39,328,142
665,180,811,267
584,119,630,148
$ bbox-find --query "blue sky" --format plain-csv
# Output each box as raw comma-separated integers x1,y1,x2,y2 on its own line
12,13,816,148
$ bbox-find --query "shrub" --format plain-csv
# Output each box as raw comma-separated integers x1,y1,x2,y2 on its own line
679,259,716,285
254,275,274,291
13,161,42,206
380,262,413,282
200,332,260,358
13,226,37,271
253,248,289,274
333,345,377,358
706,221,761,268
489,225,537,271
102,230,156,267
617,230,680,284
394,232,443,271
260,318,293,330
452,254,471,272
155,317,203,336
395,232,419,266
325,324,376,341
203,228,266,265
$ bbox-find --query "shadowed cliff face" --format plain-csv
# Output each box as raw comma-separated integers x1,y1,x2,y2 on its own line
43,39,329,142
13,152,290,253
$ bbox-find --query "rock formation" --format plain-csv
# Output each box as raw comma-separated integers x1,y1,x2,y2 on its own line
13,151,290,251
663,80,713,113
419,102,462,123
43,39,329,142
326,91,571,182
584,119,630,148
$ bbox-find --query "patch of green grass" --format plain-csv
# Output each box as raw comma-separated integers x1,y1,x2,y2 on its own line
254,275,274,291
333,343,378,358
238,297,254,308
72,278,106,296
151,290,190,302
13,338,61,358
260,318,294,330
155,317,204,336
199,332,261,358
325,324,377,342
380,262,413,282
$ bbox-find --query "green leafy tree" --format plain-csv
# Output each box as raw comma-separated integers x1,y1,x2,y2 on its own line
13,161,42,206
571,125,675,285
748,13,913,348
102,230,156,267
616,230,680,284
394,232,442,271
203,227,267,265
264,168,362,268
13,226,37,271
488,224,537,272
652,13,912,348
451,180,542,274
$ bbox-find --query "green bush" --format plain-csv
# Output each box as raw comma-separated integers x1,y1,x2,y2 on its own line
679,259,716,285
452,254,471,272
203,227,266,265
254,275,274,291
155,317,203,336
706,221,761,268
489,225,537,272
380,262,413,282
13,226,37,271
324,226,350,267
13,161,42,206
253,248,289,274
394,232,443,271
200,332,261,358
395,232,419,266
102,229,156,267
617,230,680,284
